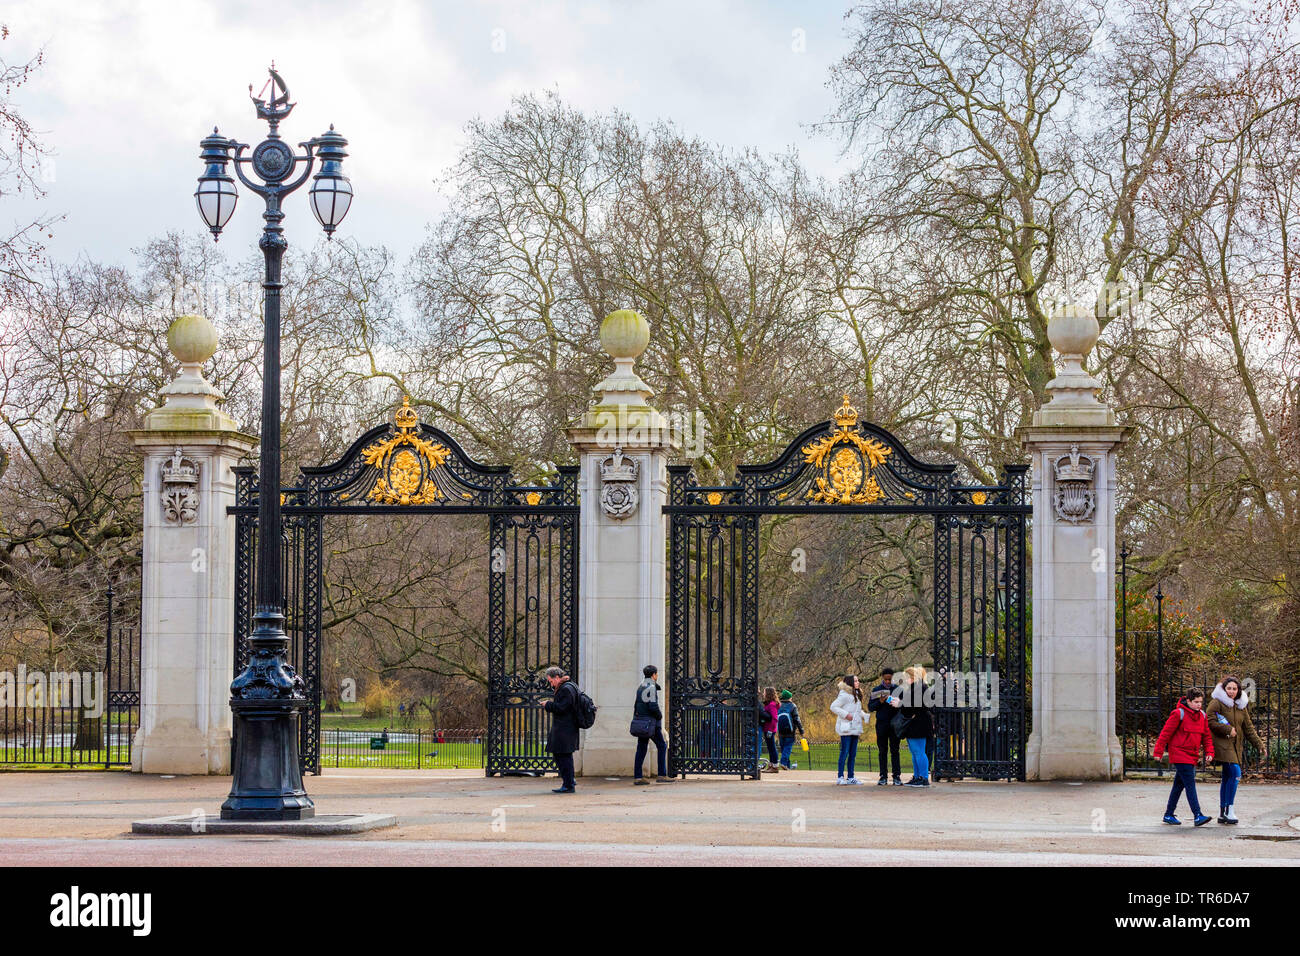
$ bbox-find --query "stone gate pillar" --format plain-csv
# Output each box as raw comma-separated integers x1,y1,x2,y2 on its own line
566,310,678,776
1019,304,1131,780
129,315,256,774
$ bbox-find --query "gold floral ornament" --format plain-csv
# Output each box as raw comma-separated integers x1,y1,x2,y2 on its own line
802,393,891,504
361,397,450,505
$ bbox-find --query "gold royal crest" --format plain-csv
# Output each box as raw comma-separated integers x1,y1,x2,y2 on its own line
801,394,891,504
362,397,451,505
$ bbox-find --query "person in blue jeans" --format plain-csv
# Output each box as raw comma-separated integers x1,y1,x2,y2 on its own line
830,675,868,784
889,666,933,787
1153,688,1215,826
776,690,804,768
1205,676,1261,825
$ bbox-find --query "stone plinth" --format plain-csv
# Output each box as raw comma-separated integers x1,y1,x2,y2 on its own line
129,315,256,775
1019,304,1131,780
131,813,395,835
566,310,678,776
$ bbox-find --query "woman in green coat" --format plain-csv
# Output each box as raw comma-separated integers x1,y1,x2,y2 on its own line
1204,675,1263,825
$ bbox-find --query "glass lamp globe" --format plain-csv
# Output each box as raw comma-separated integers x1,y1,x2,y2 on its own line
195,129,238,239
308,126,352,237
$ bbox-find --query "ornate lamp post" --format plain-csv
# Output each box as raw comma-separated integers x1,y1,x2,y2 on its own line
196,67,352,820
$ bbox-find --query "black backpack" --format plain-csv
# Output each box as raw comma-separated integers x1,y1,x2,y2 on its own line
777,703,797,735
572,684,598,729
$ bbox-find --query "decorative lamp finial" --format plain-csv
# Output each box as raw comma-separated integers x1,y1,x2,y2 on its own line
251,66,295,127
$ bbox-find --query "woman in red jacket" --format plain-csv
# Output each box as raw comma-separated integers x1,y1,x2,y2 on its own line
1153,687,1215,826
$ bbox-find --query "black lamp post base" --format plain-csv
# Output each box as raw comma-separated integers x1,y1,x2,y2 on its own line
221,699,315,821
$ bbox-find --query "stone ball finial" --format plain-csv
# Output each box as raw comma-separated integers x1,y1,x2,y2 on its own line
167,314,219,366
1046,302,1099,358
599,309,650,360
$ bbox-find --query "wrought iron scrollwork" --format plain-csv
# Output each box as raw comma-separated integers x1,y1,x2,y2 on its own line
231,402,580,778
665,393,1029,781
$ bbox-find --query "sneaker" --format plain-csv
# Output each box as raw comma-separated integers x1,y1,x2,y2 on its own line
836,777,847,785
905,776,929,787
846,777,864,785
877,778,889,786
654,775,677,783
551,787,575,794
1162,814,1181,825
1193,814,1212,827
634,778,649,786
891,777,904,786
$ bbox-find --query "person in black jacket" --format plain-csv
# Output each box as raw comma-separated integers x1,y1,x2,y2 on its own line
542,665,579,793
633,664,673,784
888,665,934,787
868,668,903,785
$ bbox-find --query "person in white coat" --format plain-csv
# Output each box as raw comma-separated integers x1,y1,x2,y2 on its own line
830,674,870,785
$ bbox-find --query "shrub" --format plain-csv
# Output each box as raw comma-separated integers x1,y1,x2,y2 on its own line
361,679,399,719
1269,739,1292,771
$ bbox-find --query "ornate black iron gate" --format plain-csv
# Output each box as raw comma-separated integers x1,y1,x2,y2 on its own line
232,398,578,775
665,395,1029,780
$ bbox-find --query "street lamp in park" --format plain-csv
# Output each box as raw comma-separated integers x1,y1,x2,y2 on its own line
196,66,352,820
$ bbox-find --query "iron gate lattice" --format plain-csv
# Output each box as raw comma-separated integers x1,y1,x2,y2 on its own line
665,395,1029,781
232,398,578,776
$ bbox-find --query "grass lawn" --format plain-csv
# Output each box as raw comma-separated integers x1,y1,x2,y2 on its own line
799,740,916,775
1,745,133,769
320,702,452,733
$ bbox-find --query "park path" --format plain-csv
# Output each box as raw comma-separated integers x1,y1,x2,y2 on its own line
0,769,1297,864
4,836,1298,866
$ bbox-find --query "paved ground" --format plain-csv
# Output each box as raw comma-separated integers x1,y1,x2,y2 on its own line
1,769,1298,865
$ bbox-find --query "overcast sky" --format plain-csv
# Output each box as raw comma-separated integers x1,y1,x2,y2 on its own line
5,1,857,269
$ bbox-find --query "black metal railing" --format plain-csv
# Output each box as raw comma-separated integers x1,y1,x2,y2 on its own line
318,728,929,775
1117,548,1298,779
1,586,141,768
320,728,486,770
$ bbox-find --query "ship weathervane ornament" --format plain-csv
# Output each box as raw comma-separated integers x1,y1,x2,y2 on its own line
600,446,640,519
160,447,200,525
361,397,451,505
802,394,892,504
1052,444,1097,523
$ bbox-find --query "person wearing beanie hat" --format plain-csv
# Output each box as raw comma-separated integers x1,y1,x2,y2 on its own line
776,689,805,769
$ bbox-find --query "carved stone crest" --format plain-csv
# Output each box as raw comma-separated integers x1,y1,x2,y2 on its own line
1052,444,1096,524
600,446,640,519
160,447,200,525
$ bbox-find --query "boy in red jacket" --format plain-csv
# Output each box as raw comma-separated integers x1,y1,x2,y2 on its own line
1153,687,1215,826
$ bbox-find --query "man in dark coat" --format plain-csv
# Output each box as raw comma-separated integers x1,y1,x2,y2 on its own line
633,664,672,784
868,667,902,785
542,665,579,793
